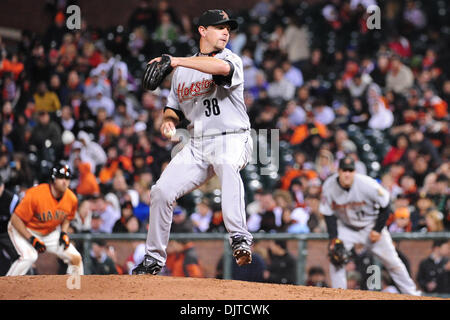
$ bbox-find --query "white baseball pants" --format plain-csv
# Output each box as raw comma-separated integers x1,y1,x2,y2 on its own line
146,131,253,265
6,221,84,276
329,222,421,296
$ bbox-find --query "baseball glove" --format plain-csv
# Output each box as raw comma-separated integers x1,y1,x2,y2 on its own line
328,238,349,268
142,54,173,91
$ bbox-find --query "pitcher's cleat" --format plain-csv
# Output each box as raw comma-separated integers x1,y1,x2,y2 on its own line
231,235,252,266
132,255,163,275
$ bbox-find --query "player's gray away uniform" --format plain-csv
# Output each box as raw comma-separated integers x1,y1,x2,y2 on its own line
320,173,421,296
145,48,253,265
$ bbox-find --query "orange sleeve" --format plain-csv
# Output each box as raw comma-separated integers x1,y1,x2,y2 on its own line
290,125,308,145
280,169,301,190
185,264,204,278
69,196,78,221
317,123,329,138
14,190,36,223
433,100,447,119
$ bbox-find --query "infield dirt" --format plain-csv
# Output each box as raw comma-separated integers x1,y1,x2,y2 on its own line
0,275,444,300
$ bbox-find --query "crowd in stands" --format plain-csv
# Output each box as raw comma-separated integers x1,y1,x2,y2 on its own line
0,0,448,290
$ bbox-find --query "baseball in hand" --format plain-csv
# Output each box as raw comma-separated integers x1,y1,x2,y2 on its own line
164,127,176,138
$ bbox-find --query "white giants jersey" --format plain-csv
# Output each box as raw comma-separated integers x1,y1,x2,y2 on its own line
319,173,390,229
166,48,250,135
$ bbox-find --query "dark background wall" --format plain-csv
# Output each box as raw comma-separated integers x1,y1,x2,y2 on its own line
0,0,260,35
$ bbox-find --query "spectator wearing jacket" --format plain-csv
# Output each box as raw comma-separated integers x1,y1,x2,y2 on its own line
417,240,450,293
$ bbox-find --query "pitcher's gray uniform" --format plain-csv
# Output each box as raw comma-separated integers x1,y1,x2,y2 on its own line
142,43,253,268
320,166,421,295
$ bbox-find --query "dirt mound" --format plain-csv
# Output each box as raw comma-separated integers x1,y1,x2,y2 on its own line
0,275,442,300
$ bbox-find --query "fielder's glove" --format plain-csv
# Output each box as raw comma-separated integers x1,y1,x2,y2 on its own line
59,231,70,250
29,236,46,253
142,54,173,91
328,238,349,269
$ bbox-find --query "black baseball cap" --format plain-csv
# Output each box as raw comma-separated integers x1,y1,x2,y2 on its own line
198,10,238,31
339,156,355,171
51,163,72,180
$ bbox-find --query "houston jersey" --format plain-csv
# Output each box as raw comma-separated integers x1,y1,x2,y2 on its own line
166,48,250,135
14,183,78,235
319,173,390,228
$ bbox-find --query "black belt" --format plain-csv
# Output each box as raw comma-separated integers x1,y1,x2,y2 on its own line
192,128,249,139
345,224,366,231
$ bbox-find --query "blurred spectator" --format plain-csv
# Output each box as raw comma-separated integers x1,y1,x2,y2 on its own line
91,193,121,233
207,203,226,233
75,160,100,197
425,210,445,233
247,191,283,233
417,240,450,293
281,60,304,89
289,111,329,152
312,98,335,126
429,174,448,216
381,270,400,294
346,72,372,99
387,207,412,233
382,134,409,166
279,17,310,65
305,193,327,233
267,67,295,102
113,200,141,233
128,0,157,32
170,206,194,233
165,240,204,278
350,243,376,291
346,270,362,290
306,266,328,287
381,173,403,200
0,177,19,275
301,48,327,82
283,206,310,234
386,55,414,96
264,240,296,284
33,81,61,113
99,144,132,185
367,84,394,130
70,199,92,233
154,12,179,42
87,239,118,275
190,198,213,233
90,212,104,233
29,110,63,167
77,130,107,174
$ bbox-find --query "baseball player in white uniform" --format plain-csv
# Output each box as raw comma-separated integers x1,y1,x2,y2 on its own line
319,156,421,295
133,10,253,275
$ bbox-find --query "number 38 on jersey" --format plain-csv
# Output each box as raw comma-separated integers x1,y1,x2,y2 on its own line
204,98,220,117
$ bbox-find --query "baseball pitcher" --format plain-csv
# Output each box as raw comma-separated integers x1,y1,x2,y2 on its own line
133,10,253,275
319,156,421,296
7,164,83,276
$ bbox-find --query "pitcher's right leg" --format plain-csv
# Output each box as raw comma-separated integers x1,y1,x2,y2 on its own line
133,144,212,275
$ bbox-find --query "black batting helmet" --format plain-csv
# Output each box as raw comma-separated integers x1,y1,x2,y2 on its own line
51,163,72,180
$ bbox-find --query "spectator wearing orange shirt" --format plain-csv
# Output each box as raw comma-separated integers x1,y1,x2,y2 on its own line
75,161,100,197
165,240,204,278
280,149,317,191
0,54,24,80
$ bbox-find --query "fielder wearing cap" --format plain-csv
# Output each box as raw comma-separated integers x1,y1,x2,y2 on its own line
6,162,83,276
319,156,421,295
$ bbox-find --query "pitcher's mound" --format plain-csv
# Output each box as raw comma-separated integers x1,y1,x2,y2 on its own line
0,275,439,300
